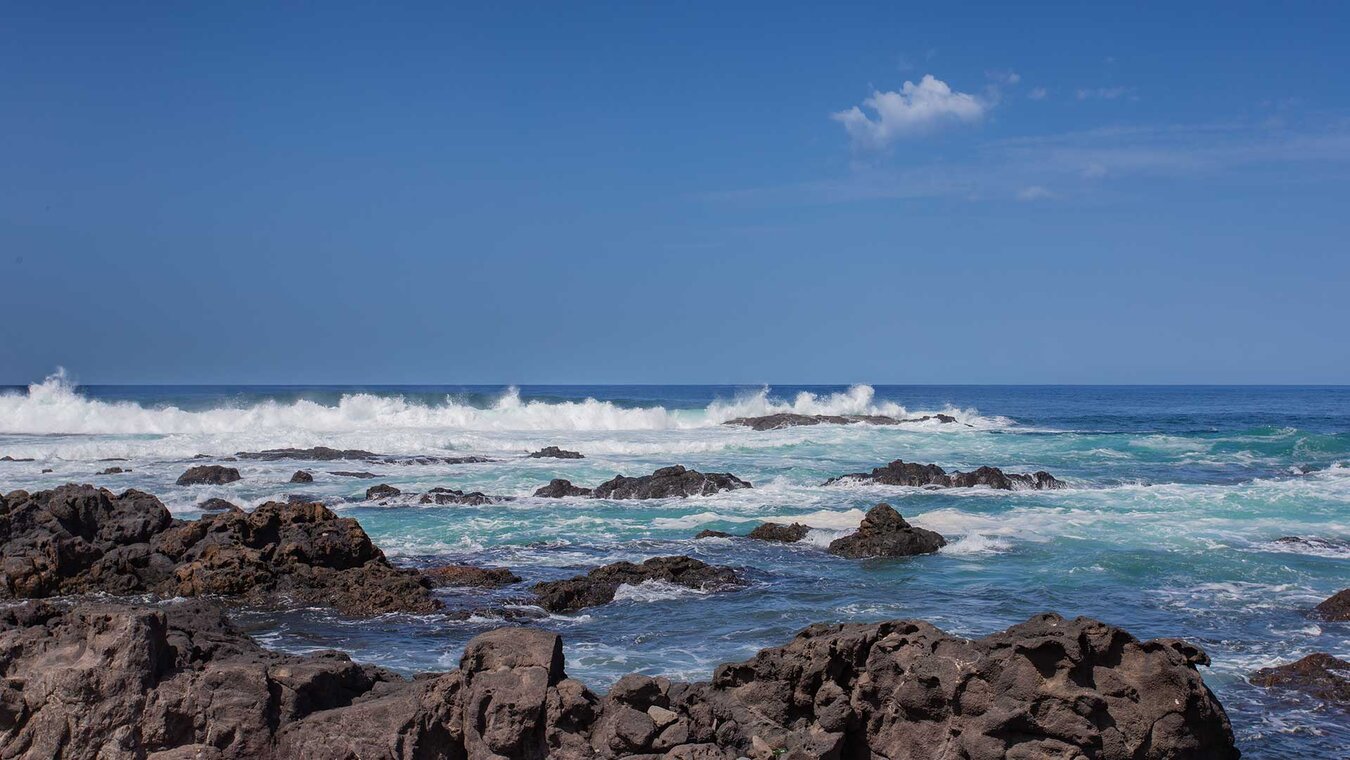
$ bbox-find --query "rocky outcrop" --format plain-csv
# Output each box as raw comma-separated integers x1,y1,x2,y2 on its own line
197,497,240,511
825,458,1065,490
426,564,522,588
97,466,129,475
289,470,313,483
694,529,732,539
419,487,508,505
0,484,438,615
0,600,1239,760
529,446,585,459
238,447,493,465
0,455,35,462
330,470,378,478
534,479,594,498
725,413,961,431
531,557,743,613
366,483,402,501
746,522,810,543
827,503,946,558
175,464,241,486
1312,588,1350,621
1251,653,1350,705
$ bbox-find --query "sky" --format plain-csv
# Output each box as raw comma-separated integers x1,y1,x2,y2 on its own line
2,1,1348,385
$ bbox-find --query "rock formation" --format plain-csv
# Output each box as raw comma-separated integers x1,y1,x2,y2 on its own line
529,446,585,459
746,522,811,543
366,483,402,500
825,458,1064,490
1311,588,1349,621
531,557,743,613
827,503,946,558
1250,653,1350,705
534,478,595,498
535,466,750,500
426,564,522,588
175,464,241,486
289,470,313,483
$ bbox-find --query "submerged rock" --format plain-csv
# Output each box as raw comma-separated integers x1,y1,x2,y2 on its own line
827,503,946,558
0,599,1240,759
97,466,129,475
533,478,594,498
330,470,378,478
825,458,1064,490
426,564,522,588
365,483,402,501
1251,653,1350,705
531,556,743,612
175,464,241,486
289,470,313,483
529,446,585,459
746,522,811,543
0,484,438,615
694,529,732,539
419,487,508,505
725,413,962,430
1312,588,1350,621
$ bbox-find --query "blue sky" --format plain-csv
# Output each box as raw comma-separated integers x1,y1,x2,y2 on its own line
3,2,1348,384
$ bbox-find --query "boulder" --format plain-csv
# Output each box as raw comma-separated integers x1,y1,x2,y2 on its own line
426,564,521,588
366,483,402,501
827,503,946,558
528,446,585,459
533,479,594,498
531,557,743,613
825,458,1064,490
288,470,313,483
175,465,242,486
746,522,811,543
592,466,751,499
197,498,241,512
1312,588,1350,621
1250,653,1350,705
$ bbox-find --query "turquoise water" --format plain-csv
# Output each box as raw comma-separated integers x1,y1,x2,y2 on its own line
1,377,1347,756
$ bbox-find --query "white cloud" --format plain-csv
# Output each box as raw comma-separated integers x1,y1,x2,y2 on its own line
833,75,987,150
987,70,1021,85
1028,87,1048,101
1016,185,1054,201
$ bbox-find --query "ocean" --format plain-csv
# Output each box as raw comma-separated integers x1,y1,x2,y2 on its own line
1,374,1347,756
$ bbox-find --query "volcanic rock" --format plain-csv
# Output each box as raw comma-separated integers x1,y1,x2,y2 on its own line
827,503,946,558
289,470,313,483
534,478,594,498
419,487,507,505
531,556,743,613
330,470,378,478
593,466,751,499
694,530,732,539
529,446,585,459
97,466,129,475
825,458,1064,490
1312,588,1350,621
1251,653,1350,705
426,564,522,588
746,522,811,543
175,464,242,486
197,498,241,512
366,483,402,501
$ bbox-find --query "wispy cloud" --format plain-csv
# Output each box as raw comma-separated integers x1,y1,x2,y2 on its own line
1028,87,1048,101
1016,185,1054,201
832,75,987,150
1076,86,1133,101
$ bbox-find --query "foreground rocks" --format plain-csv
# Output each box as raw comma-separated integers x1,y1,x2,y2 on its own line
725,412,961,430
530,446,585,459
1312,588,1350,621
535,466,752,500
0,484,438,615
826,458,1065,490
1251,653,1350,705
175,464,241,486
531,556,743,613
0,599,1239,759
828,503,947,558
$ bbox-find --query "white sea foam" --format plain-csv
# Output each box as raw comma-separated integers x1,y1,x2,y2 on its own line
940,533,1013,555
612,580,709,603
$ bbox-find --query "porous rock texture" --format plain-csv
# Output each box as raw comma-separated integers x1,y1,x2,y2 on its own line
0,601,1239,759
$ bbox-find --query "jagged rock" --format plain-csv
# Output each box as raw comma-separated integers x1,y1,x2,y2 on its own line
825,458,1064,490
593,466,751,499
419,487,509,506
426,565,521,588
197,498,240,512
175,465,241,486
0,599,1239,760
531,557,743,613
746,522,810,543
827,503,946,558
533,479,594,498
724,413,962,430
366,483,402,501
288,470,313,483
330,470,378,478
1251,653,1350,705
0,485,438,615
1313,588,1350,621
97,466,129,475
694,530,732,539
528,446,584,459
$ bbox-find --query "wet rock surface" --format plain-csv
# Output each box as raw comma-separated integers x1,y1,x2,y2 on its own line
694,529,732,539
419,487,509,505
365,483,402,501
534,478,594,498
0,484,438,615
827,503,947,558
531,556,744,613
529,446,585,459
1250,653,1350,705
288,470,313,483
175,464,241,486
426,564,522,588
746,522,811,543
534,467,751,500
825,458,1065,490
0,600,1239,759
1312,588,1350,621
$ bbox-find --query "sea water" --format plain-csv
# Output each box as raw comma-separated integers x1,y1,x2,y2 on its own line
1,373,1346,756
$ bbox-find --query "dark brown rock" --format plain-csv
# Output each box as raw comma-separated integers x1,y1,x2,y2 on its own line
197,498,241,512
175,464,242,486
0,455,35,462
693,530,732,539
1251,653,1350,705
1313,588,1350,621
366,483,402,501
289,470,313,483
528,446,584,459
825,458,1065,490
97,466,129,475
531,557,743,613
827,503,946,558
746,522,810,543
533,479,594,498
330,470,378,478
419,487,509,506
426,564,521,588
592,466,751,499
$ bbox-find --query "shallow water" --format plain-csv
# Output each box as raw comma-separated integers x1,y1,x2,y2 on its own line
2,375,1347,756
